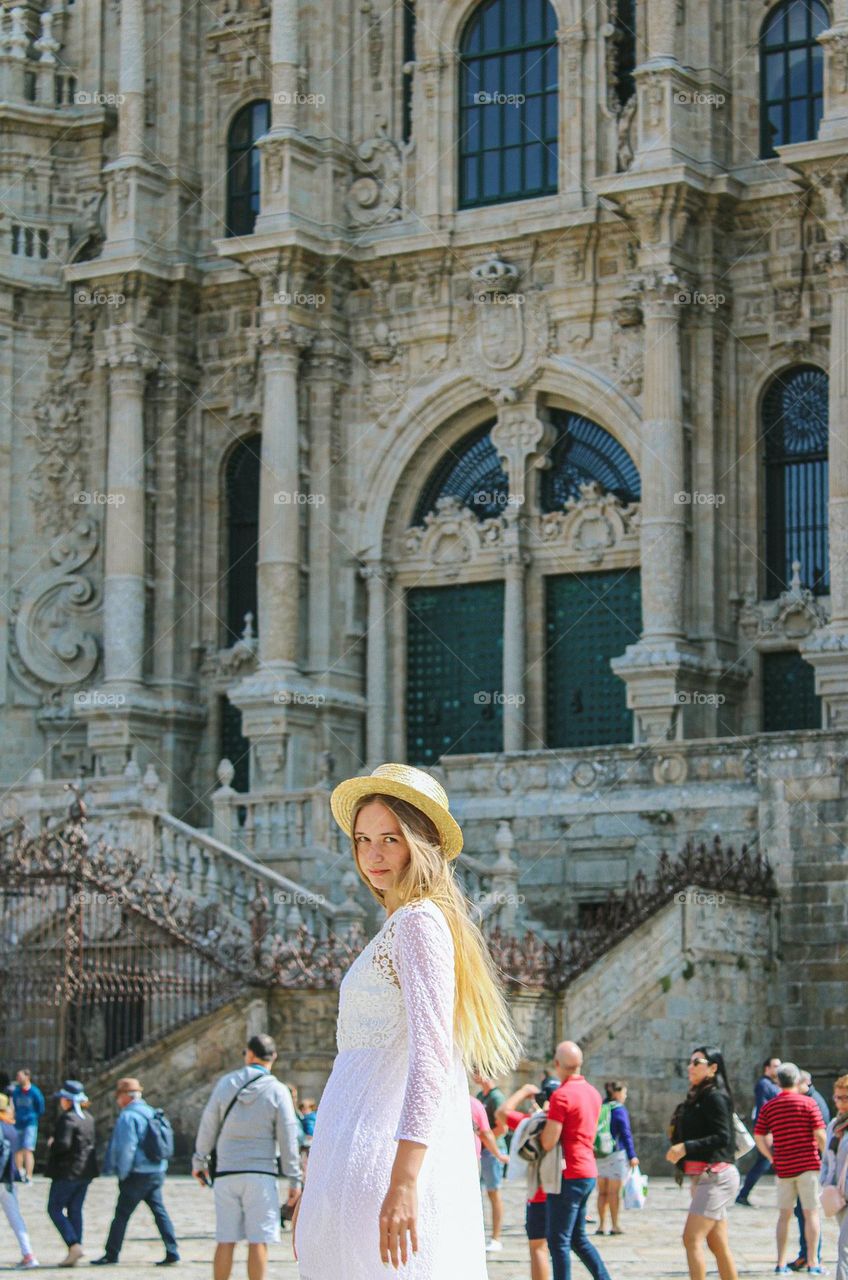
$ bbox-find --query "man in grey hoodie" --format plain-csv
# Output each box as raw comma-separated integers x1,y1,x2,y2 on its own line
192,1034,301,1280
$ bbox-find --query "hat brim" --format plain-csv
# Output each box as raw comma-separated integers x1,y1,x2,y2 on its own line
330,776,463,860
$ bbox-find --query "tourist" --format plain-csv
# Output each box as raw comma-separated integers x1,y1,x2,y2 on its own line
736,1055,781,1206
666,1045,740,1280
192,1034,302,1280
293,763,521,1278
298,1100,317,1141
474,1071,509,1253
754,1061,826,1275
45,1080,98,1266
790,1072,832,1271
819,1074,848,1280
0,1091,38,1268
496,1078,560,1280
470,1093,509,1170
595,1080,639,1236
11,1069,45,1183
539,1039,613,1280
92,1077,180,1267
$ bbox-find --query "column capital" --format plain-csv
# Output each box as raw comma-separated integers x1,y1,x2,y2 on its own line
490,402,555,507
97,329,159,378
250,321,313,368
634,269,692,318
359,560,395,588
815,236,848,286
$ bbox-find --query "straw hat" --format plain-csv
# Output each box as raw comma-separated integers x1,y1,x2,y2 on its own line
330,763,463,860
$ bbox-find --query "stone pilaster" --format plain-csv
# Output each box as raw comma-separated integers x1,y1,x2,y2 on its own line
501,529,531,753
360,560,393,768
818,1,848,140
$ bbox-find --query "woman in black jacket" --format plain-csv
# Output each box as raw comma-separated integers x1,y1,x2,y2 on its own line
46,1080,99,1266
665,1046,740,1280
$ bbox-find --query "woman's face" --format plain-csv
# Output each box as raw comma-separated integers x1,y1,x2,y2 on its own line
834,1085,848,1116
687,1051,716,1088
354,801,412,894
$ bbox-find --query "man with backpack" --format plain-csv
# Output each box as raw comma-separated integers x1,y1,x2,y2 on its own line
92,1077,179,1267
192,1034,301,1280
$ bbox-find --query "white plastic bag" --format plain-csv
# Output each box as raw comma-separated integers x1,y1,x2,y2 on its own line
623,1168,648,1210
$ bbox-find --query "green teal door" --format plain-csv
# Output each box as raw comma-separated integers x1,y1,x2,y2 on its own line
545,569,641,748
406,581,504,765
762,650,821,731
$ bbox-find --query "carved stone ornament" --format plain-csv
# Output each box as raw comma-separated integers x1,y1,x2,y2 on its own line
540,482,640,564
28,374,89,537
110,170,130,221
345,116,402,227
738,561,829,644
610,294,644,395
400,496,505,577
10,518,100,696
465,257,551,402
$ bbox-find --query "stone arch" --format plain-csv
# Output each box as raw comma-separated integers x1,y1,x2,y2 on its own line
429,0,576,50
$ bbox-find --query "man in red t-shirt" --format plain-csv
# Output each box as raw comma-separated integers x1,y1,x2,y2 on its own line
754,1061,827,1272
540,1041,612,1280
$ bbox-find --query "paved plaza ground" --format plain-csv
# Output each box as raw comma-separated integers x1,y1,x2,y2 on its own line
3,1174,841,1277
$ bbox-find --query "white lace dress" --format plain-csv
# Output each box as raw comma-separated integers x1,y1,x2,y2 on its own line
295,899,488,1279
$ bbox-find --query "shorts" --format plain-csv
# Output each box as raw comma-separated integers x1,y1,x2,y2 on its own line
525,1199,547,1240
480,1149,504,1192
213,1173,281,1243
689,1163,741,1220
15,1122,37,1152
777,1170,821,1211
596,1150,629,1181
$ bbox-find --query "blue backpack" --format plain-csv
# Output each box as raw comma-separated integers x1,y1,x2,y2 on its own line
141,1109,175,1161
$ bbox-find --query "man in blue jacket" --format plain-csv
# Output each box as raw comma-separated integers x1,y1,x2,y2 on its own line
11,1068,45,1183
736,1055,781,1206
92,1077,179,1267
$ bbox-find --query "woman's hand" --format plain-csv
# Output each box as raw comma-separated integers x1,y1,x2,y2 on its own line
379,1177,419,1268
665,1142,686,1163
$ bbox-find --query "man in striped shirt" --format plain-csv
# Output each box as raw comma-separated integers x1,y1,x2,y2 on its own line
754,1062,827,1275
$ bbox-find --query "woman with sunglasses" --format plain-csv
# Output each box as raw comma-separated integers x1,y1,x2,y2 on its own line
820,1074,848,1279
665,1046,740,1280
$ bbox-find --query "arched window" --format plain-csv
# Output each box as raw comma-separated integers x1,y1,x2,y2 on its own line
763,366,829,598
459,0,558,209
412,421,509,524
224,436,261,642
760,0,827,158
540,410,641,512
226,100,270,237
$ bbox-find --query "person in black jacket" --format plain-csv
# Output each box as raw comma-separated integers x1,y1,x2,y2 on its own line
46,1080,99,1267
665,1046,740,1280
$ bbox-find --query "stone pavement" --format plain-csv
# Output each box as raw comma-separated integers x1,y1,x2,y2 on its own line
3,1175,841,1277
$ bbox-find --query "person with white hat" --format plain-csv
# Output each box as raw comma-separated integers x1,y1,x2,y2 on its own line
45,1080,98,1267
293,763,521,1279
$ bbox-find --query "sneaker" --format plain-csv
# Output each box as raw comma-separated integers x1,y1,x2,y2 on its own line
788,1262,808,1274
775,1268,791,1275
15,1260,39,1270
485,1240,504,1253
806,1269,827,1275
156,1256,180,1267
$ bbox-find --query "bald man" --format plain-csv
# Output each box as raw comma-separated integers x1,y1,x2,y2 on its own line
539,1042,612,1280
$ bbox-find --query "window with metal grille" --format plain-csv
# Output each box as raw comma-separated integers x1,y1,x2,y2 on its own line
458,0,558,209
545,569,641,748
762,650,821,732
762,365,829,598
760,0,826,158
412,422,509,524
610,0,637,110
541,410,641,512
226,100,270,237
224,436,261,643
406,581,504,764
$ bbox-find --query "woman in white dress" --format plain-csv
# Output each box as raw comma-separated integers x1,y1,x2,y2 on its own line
294,763,521,1278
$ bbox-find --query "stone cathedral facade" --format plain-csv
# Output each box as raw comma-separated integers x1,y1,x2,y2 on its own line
2,0,848,1070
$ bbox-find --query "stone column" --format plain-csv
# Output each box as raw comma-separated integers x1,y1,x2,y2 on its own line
639,274,686,644
269,0,299,132
99,337,155,685
360,560,393,767
117,0,145,158
255,326,304,671
501,531,531,753
646,0,678,62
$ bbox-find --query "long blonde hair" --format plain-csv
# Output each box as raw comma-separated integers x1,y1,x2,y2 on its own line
351,792,522,1079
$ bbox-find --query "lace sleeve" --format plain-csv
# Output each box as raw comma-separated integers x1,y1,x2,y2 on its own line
392,903,456,1146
